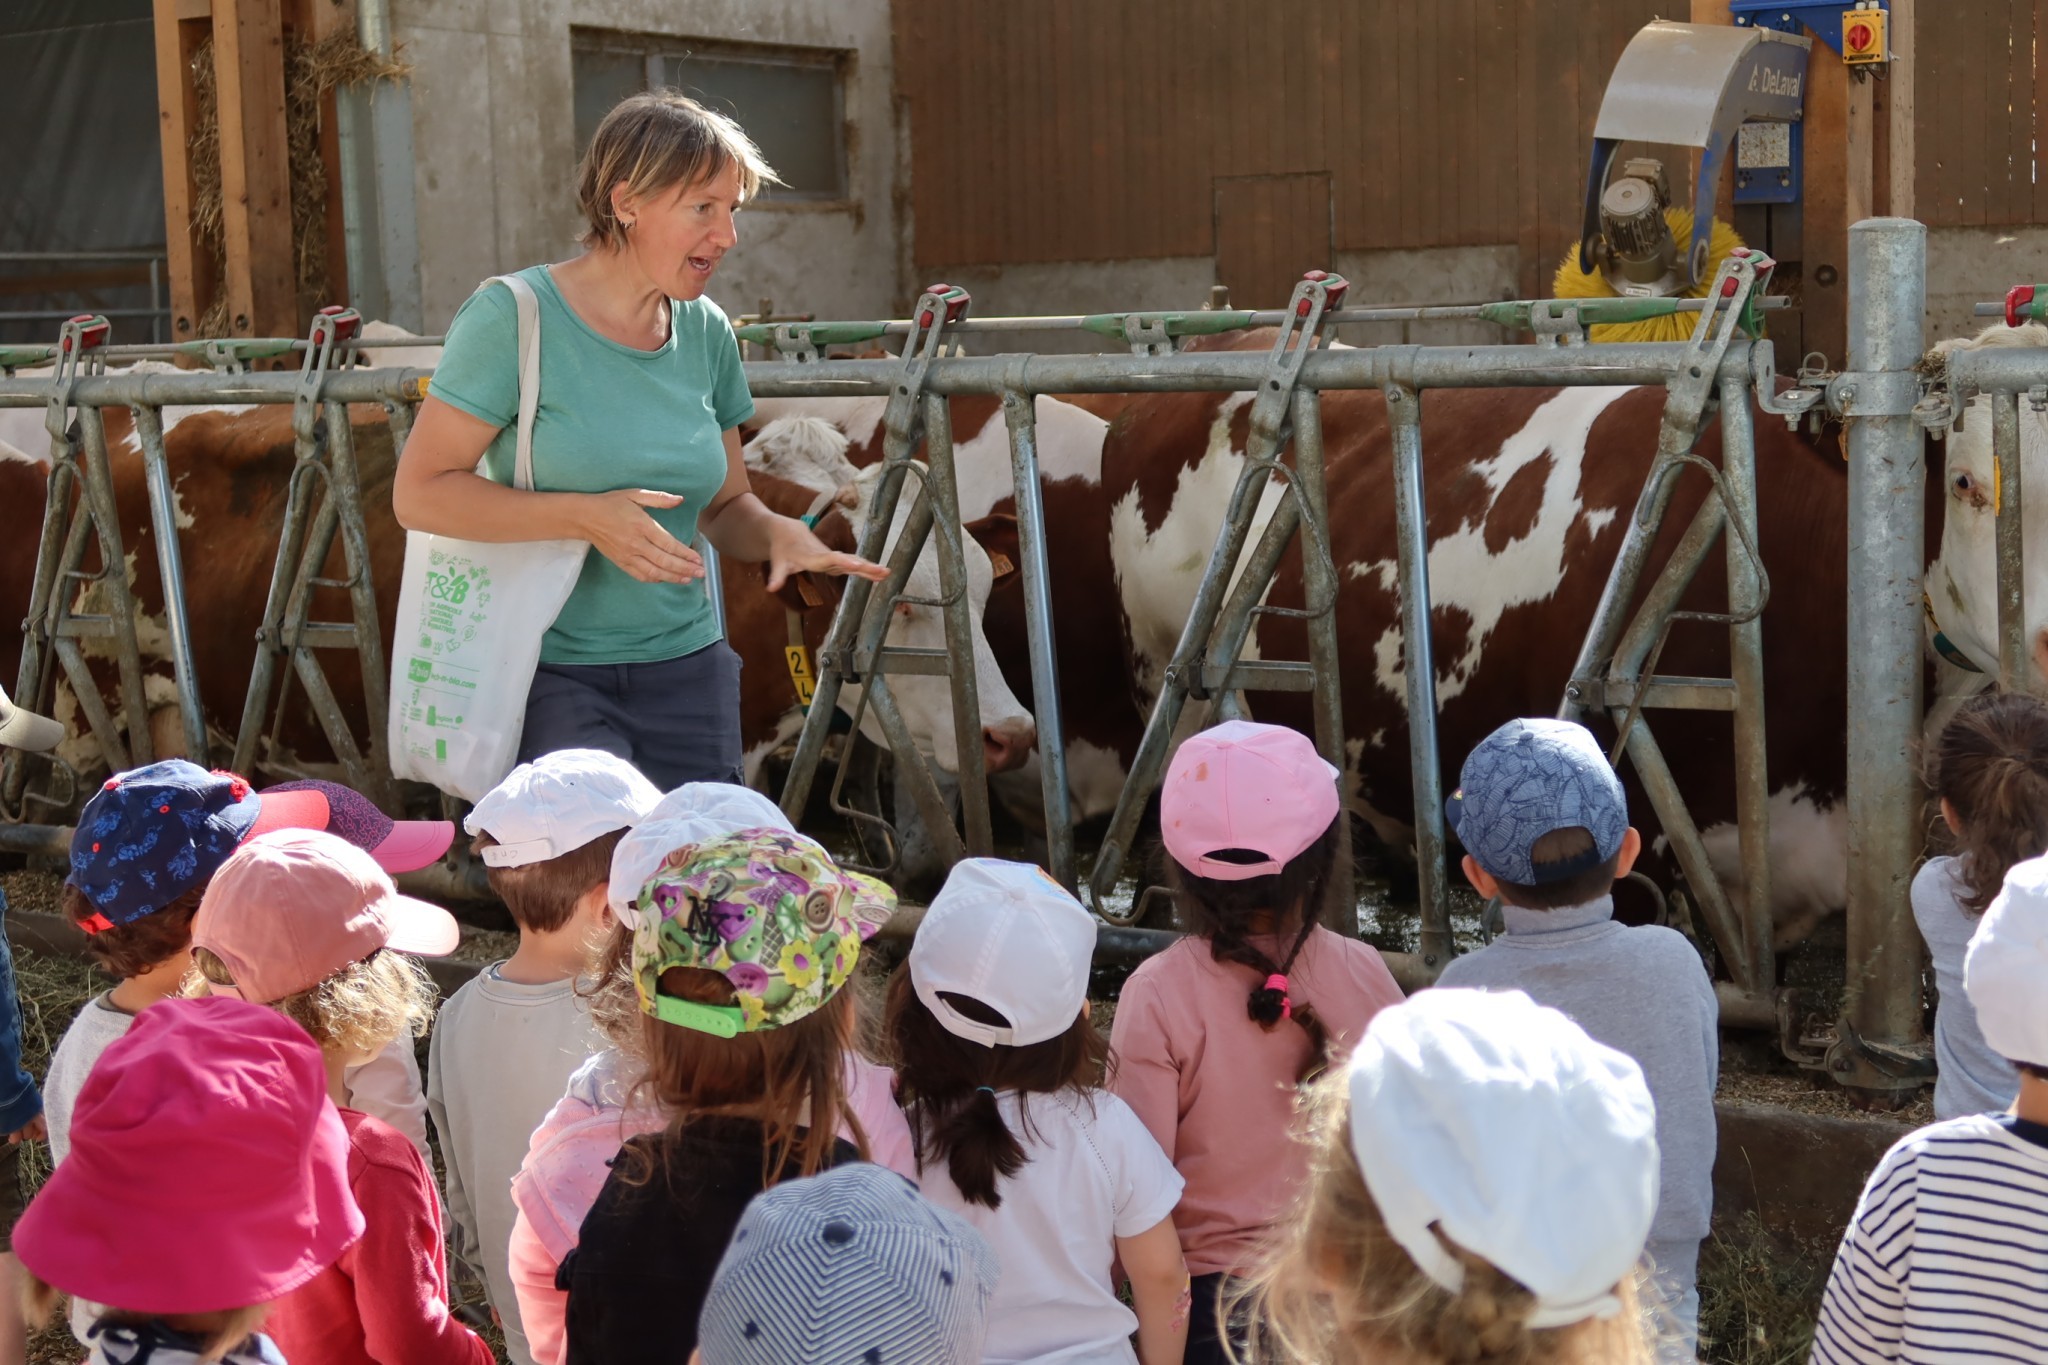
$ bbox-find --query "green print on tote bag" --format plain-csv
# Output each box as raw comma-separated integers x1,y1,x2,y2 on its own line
387,275,587,801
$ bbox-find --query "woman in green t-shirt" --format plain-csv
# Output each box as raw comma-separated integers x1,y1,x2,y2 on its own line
393,93,883,789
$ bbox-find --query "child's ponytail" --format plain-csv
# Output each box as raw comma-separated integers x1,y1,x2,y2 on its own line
885,967,1108,1210
1168,815,1344,1082
1932,691,2048,915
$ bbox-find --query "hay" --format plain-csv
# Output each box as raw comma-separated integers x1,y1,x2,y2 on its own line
185,30,412,337
1696,1212,1830,1365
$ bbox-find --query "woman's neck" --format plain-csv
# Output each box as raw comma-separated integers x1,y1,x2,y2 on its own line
552,248,671,349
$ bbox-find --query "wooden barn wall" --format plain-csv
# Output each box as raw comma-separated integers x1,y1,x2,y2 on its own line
1914,0,2044,229
898,3,2048,292
893,0,1666,298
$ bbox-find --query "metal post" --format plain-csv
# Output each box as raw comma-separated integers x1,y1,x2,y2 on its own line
1287,388,1356,919
75,409,152,768
1840,217,1929,1094
1387,384,1451,972
1992,389,2029,692
919,394,994,857
1719,379,1775,989
130,404,209,762
1001,386,1077,888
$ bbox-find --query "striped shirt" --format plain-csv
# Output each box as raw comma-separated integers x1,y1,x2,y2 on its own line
1811,1113,2048,1363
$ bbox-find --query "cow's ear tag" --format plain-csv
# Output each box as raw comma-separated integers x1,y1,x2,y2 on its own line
986,551,1016,579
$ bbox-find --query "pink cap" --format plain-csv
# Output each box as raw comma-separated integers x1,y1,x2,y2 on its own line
193,828,461,1004
1160,720,1341,881
13,995,363,1313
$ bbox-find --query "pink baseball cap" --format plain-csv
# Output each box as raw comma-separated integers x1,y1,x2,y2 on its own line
259,779,456,872
1160,720,1341,881
193,828,461,1004
13,995,363,1313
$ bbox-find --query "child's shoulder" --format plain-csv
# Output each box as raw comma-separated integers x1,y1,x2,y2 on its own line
339,1106,430,1178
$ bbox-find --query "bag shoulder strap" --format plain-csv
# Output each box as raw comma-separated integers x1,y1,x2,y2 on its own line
483,273,542,492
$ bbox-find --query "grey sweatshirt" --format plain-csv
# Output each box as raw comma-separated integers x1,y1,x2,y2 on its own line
1913,855,2019,1120
1434,896,1720,1252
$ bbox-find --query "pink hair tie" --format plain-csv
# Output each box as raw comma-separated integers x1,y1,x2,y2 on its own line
1264,973,1292,1019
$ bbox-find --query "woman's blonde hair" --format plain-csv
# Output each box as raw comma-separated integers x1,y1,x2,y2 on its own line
23,1273,268,1364
576,91,780,250
1234,1070,1658,1365
188,947,435,1056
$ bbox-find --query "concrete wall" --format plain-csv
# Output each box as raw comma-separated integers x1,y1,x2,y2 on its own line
388,0,899,331
1927,226,2048,343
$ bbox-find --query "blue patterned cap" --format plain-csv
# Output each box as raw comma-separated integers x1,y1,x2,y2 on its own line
698,1163,998,1365
1446,719,1627,886
66,760,265,928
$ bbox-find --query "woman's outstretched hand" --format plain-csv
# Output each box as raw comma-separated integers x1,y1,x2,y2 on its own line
764,517,889,594
583,488,705,583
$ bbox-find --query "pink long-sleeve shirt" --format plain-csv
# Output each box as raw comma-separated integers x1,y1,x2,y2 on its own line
1107,928,1405,1277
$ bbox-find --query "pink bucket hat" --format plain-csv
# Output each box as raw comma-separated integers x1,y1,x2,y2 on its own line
259,779,456,873
1161,720,1341,881
193,828,461,1004
13,995,363,1313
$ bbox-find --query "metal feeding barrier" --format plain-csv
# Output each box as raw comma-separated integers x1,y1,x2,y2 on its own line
0,228,1962,1099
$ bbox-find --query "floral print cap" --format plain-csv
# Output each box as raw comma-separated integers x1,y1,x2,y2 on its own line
631,828,897,1035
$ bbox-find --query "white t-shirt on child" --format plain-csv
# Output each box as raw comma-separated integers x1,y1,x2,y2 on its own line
912,1087,1183,1365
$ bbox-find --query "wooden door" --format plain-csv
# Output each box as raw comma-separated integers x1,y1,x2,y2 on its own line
1214,173,1333,309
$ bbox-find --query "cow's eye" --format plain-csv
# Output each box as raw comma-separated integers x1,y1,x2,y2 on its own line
1954,470,1975,494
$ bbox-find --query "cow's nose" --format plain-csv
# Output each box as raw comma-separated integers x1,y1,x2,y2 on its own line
982,719,1037,775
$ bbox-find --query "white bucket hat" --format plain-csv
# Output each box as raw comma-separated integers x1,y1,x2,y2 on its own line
0,683,62,754
463,749,661,868
606,782,796,927
910,858,1096,1047
1346,988,1659,1330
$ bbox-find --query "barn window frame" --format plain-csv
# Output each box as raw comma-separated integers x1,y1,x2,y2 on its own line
570,29,855,209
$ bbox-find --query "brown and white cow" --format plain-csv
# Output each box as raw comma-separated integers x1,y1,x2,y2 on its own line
0,403,1031,801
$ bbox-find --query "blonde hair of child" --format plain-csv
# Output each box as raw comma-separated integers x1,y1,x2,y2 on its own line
187,947,435,1056
1232,1069,1657,1365
23,1272,268,1364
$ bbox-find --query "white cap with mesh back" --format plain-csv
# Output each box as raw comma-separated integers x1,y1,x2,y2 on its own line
0,683,62,754
910,858,1097,1047
462,749,661,868
606,782,797,926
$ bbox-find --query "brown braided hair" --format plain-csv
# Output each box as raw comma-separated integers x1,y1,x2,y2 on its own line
1233,1070,1658,1365
1930,691,2048,916
1165,815,1343,1083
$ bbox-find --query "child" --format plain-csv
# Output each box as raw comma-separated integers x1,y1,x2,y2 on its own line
507,789,915,1365
1914,691,2048,1119
47,762,447,1170
1435,718,1716,1362
14,994,365,1364
190,828,493,1365
693,1163,1000,1365
549,827,895,1364
890,857,1189,1365
1111,720,1404,1364
1243,988,1661,1364
1813,852,2048,1362
428,748,658,1365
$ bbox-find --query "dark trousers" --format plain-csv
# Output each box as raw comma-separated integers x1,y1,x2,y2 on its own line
1186,1272,1250,1365
520,640,744,791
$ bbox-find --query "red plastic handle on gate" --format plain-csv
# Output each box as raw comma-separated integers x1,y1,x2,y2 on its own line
2007,284,2038,328
61,314,110,354
316,304,362,342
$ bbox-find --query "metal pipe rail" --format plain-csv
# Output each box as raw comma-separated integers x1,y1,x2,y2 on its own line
1940,345,2048,696
0,369,432,406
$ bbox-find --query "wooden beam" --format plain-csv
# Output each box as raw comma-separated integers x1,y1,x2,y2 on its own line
1886,0,1915,220
1800,38,1876,368
152,0,215,349
211,0,295,339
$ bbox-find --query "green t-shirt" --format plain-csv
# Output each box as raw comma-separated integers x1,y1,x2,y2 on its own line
429,265,755,665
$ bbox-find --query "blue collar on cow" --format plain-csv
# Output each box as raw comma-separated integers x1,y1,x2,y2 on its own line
1923,591,1986,674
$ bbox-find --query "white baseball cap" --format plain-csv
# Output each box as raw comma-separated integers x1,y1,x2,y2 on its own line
463,749,661,868
606,782,797,926
0,683,62,754
1347,989,1659,1330
1966,853,2048,1070
910,858,1096,1047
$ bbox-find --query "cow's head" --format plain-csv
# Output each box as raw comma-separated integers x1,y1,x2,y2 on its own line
1927,322,2048,685
744,419,1038,776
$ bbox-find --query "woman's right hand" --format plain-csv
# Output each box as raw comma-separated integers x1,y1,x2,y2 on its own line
581,489,705,583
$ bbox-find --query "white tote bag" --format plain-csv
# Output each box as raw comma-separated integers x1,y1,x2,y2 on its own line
387,276,588,802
